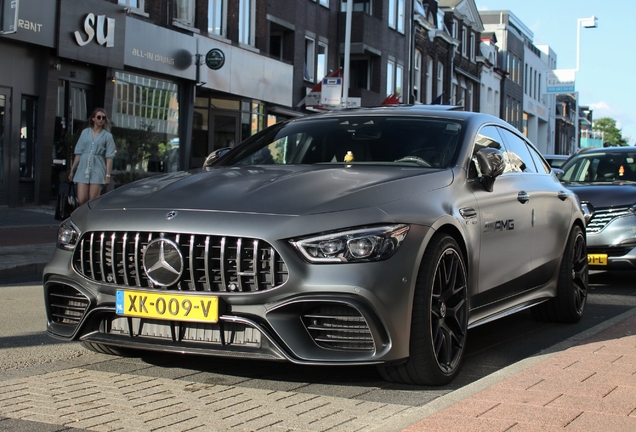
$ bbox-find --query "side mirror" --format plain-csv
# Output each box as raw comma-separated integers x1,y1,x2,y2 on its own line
552,168,564,179
203,147,232,167
475,148,505,192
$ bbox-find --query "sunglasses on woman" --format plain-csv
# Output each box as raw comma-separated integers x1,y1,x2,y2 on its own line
95,115,106,120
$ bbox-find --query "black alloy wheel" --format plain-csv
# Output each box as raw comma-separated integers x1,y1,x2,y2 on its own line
378,234,468,386
532,224,588,323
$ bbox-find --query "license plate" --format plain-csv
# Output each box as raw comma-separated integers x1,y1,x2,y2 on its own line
116,290,219,323
587,254,608,266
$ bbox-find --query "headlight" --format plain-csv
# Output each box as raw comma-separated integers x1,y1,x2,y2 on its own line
290,224,409,263
57,219,80,251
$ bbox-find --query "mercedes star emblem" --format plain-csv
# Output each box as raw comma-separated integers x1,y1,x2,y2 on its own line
165,210,178,220
143,238,184,286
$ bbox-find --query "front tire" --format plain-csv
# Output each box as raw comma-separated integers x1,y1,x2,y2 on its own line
532,224,588,323
378,234,468,385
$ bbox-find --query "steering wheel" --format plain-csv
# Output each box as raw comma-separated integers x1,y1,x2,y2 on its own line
394,156,431,167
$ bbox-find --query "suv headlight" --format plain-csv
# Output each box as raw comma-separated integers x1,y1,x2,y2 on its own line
57,219,80,251
290,224,409,263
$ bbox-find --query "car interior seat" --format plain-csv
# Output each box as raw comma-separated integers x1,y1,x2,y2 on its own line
595,159,618,181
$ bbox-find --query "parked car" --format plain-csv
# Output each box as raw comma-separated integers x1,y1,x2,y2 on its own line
557,146,636,270
44,106,588,386
543,154,570,169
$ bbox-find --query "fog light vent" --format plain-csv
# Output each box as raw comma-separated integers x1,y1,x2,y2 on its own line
302,304,374,351
48,285,90,327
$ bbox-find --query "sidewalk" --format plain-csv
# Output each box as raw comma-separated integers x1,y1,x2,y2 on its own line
403,308,636,431
0,205,58,281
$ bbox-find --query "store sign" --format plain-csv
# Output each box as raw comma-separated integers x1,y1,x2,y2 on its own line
74,13,114,47
1,0,56,47
58,0,125,68
205,48,225,70
124,17,196,80
547,70,576,94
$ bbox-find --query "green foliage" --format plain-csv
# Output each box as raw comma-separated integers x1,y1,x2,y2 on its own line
593,117,629,147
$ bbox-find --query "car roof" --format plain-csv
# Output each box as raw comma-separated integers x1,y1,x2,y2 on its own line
576,146,636,155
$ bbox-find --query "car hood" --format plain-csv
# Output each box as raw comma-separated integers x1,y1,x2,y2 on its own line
91,165,453,215
563,182,636,208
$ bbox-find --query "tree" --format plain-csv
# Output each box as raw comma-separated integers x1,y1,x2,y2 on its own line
593,117,628,147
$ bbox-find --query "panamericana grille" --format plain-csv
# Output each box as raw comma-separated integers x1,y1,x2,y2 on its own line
48,285,90,326
587,207,631,234
73,231,288,292
302,304,375,351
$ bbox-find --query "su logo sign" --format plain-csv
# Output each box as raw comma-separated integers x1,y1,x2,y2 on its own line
74,13,115,48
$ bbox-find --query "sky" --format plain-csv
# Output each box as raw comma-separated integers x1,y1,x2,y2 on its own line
475,0,636,144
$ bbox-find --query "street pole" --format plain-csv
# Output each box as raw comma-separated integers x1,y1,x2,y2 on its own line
573,16,597,152
343,0,353,107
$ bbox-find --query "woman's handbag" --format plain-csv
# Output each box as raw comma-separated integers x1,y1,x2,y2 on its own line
55,181,79,221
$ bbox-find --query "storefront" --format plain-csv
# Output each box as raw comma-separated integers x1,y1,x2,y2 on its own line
0,0,57,207
0,0,296,207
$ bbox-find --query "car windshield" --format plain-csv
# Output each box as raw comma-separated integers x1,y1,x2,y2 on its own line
561,150,636,183
218,116,463,168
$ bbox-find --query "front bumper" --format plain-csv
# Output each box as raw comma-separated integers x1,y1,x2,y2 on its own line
587,213,636,270
43,224,431,365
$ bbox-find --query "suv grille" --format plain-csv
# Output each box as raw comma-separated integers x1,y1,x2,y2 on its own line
73,231,288,292
302,304,375,351
586,207,632,234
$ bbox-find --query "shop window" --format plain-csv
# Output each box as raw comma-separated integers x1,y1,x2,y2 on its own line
19,96,37,179
111,72,180,183
174,0,195,27
239,0,255,46
208,0,226,36
0,94,5,184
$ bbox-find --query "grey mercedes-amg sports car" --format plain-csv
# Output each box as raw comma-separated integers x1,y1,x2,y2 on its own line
44,105,588,385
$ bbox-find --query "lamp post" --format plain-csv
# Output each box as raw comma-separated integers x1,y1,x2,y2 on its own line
573,16,598,152
576,16,598,72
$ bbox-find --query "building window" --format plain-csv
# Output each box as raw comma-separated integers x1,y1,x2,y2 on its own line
413,50,422,103
317,42,328,82
388,0,405,33
470,33,475,61
437,62,444,102
386,60,395,97
461,27,467,57
341,0,373,15
239,0,255,46
19,96,37,179
524,64,528,94
208,0,225,36
304,37,316,82
426,56,433,104
173,0,194,26
350,58,370,90
451,20,458,39
467,81,473,111
118,0,143,11
319,0,329,7
396,63,403,98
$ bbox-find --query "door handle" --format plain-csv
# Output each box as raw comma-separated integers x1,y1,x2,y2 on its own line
518,191,530,203
557,190,569,201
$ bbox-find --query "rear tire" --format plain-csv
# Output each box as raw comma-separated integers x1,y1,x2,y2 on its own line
532,225,588,323
378,234,468,386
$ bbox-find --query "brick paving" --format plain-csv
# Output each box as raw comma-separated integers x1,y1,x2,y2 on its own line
404,314,636,432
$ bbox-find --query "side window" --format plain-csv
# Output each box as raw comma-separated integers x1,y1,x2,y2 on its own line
498,127,537,173
526,143,551,174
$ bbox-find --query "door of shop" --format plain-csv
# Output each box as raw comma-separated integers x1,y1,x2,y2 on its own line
191,109,239,168
0,88,9,206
